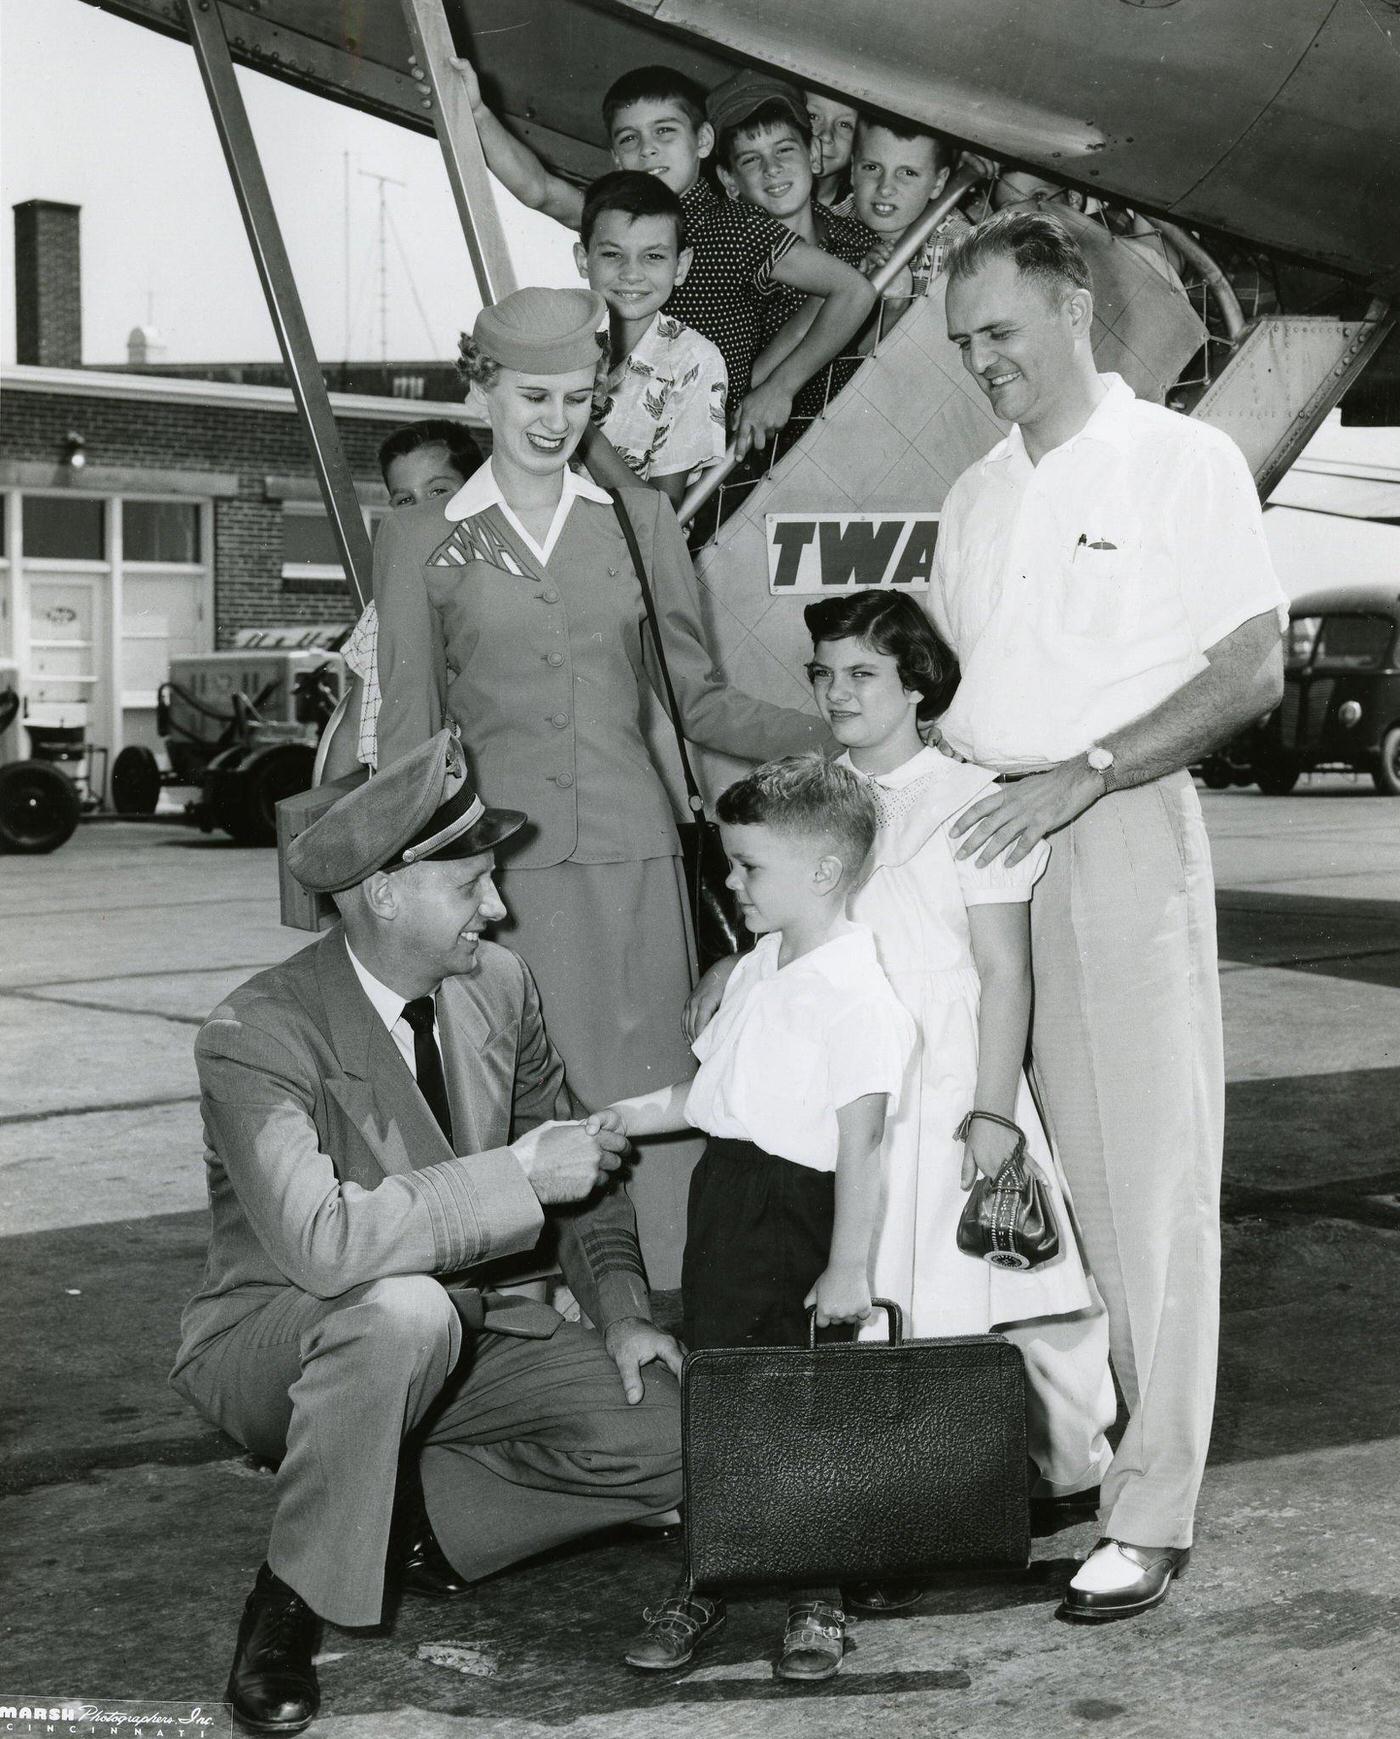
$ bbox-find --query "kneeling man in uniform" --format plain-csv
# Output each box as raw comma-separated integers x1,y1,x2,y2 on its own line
171,731,683,1734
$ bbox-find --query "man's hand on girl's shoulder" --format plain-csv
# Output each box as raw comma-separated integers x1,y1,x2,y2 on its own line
950,757,1103,865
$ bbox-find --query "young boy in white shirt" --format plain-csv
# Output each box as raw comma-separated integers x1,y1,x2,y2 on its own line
600,753,914,1684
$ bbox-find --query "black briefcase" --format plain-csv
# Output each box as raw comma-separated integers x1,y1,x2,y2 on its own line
682,1303,1030,1592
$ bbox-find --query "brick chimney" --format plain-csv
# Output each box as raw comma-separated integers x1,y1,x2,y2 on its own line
14,200,82,368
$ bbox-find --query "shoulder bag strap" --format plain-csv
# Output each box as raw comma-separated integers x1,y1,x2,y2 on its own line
610,490,706,819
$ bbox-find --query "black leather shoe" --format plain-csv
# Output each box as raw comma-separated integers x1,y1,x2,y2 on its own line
226,1562,320,1736
1032,1483,1100,1514
618,1514,684,1546
1057,1539,1190,1623
400,1518,472,1599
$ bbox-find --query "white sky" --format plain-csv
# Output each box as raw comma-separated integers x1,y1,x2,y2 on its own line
0,0,579,366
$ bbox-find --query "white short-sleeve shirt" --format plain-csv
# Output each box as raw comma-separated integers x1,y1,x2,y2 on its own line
685,923,915,1172
928,374,1288,770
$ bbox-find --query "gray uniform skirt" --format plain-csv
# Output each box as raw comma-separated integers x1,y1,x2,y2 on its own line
497,852,701,1291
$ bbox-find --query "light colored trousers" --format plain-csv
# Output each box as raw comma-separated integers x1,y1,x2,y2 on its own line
176,1274,683,1626
1029,771,1223,1549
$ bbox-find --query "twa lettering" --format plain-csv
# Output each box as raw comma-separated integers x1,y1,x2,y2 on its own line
766,514,939,594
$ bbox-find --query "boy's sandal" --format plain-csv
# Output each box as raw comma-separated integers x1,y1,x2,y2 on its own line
622,1592,726,1671
776,1599,847,1682
845,1582,926,1613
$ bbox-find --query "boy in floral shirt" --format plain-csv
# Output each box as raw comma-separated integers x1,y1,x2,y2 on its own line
576,171,727,506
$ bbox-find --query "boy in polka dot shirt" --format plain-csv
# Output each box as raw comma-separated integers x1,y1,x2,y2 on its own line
450,57,874,459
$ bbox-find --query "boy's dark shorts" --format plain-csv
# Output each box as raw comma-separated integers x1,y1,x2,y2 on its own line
682,1135,854,1352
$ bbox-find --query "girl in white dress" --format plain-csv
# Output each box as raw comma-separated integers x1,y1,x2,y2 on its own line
803,590,1115,1500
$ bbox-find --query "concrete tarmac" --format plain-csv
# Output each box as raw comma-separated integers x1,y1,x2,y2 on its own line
1,779,1397,1738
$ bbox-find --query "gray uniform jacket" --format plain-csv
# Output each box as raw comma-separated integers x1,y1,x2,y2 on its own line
372,483,828,868
173,929,650,1381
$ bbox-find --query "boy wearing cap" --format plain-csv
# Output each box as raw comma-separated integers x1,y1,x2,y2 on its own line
448,56,874,456
173,732,684,1736
709,72,874,422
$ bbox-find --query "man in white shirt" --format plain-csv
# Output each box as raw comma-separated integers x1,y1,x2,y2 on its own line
174,732,683,1734
929,210,1286,1622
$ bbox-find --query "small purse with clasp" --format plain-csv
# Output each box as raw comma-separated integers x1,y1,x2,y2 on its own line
954,1110,1060,1271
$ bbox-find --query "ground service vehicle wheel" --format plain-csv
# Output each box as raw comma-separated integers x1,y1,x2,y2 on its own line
0,759,82,853
1199,757,1233,790
1373,725,1400,796
1256,762,1300,796
222,743,315,846
112,744,162,815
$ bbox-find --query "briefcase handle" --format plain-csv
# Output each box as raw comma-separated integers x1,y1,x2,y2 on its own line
807,1298,903,1347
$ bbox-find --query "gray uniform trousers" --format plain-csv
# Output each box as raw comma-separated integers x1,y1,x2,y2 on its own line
177,1275,682,1628
1029,770,1223,1549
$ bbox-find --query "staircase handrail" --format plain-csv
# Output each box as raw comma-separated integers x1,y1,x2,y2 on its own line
678,164,985,529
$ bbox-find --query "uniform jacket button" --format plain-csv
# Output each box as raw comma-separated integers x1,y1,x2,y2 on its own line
555,772,574,788
550,712,568,728
546,651,565,667
541,587,560,603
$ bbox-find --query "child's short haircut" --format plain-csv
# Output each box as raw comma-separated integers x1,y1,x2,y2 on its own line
854,115,957,178
715,101,813,173
602,66,707,134
717,752,877,878
805,590,960,721
580,169,687,251
945,208,1091,299
377,418,482,483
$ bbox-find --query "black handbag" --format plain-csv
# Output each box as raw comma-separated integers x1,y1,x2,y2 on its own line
682,1301,1031,1592
954,1111,1060,1271
610,492,751,973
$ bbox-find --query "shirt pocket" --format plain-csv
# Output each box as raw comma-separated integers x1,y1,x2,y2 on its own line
1061,530,1139,640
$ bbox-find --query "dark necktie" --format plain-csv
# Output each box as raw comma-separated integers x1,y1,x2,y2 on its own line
401,996,454,1149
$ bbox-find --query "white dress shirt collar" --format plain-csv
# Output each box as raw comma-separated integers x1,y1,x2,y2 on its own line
345,938,410,1032
992,372,1135,469
444,457,612,564
344,939,439,1080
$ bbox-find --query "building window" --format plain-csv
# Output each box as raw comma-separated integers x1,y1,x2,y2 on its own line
282,502,387,582
124,499,201,564
23,494,105,560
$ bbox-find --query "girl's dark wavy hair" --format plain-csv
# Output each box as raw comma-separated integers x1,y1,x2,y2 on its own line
804,589,960,721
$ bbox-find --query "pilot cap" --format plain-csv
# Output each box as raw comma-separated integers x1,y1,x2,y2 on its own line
472,286,607,375
705,69,808,138
286,730,526,894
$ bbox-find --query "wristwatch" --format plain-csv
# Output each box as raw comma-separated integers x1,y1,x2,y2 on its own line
1087,744,1115,790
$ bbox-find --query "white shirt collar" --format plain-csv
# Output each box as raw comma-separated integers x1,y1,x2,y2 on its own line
345,938,424,1034
444,457,612,564
838,744,944,789
991,372,1135,468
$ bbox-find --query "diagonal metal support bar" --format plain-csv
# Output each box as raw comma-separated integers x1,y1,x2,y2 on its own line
182,0,371,608
400,0,517,308
1192,300,1395,501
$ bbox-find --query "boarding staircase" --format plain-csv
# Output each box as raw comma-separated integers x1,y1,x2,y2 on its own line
673,197,1392,790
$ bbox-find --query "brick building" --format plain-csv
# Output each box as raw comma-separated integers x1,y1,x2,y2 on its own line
0,200,478,768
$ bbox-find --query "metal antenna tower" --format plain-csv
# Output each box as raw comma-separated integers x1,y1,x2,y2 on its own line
358,167,406,366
